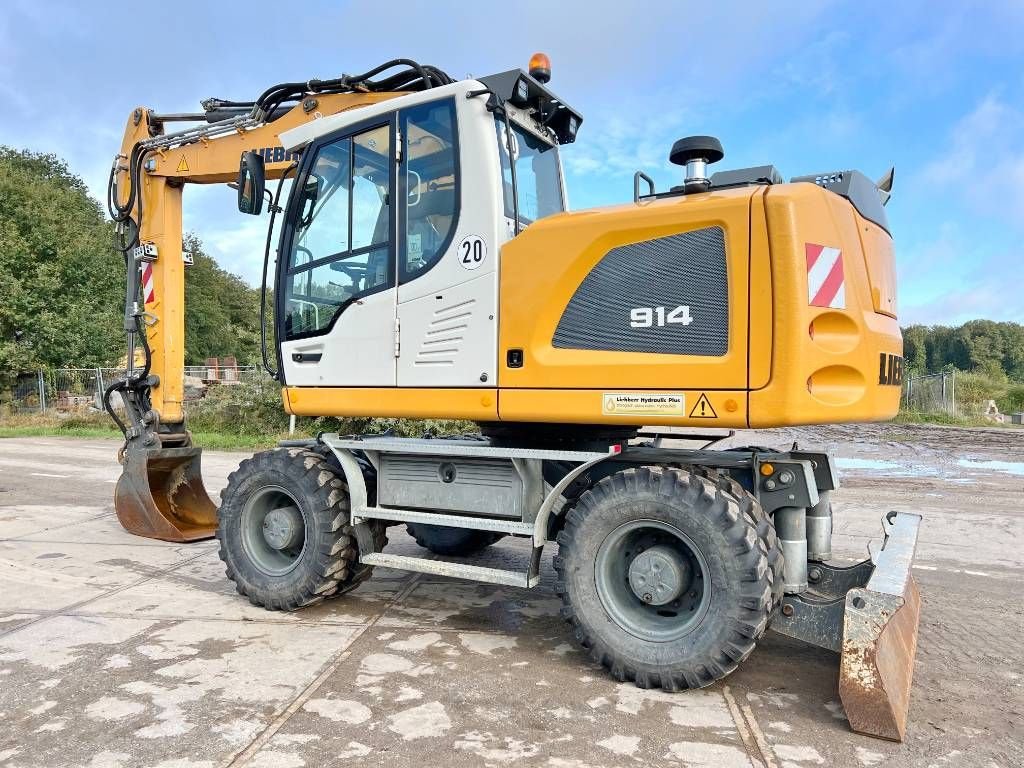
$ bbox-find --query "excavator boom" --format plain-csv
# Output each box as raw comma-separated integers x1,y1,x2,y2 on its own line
108,68,422,541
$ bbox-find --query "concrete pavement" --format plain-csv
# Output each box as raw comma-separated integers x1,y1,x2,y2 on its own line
0,428,1021,767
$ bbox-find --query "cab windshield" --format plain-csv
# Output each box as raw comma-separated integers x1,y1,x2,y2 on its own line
494,117,564,230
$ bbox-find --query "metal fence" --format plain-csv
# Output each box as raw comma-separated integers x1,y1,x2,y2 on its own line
5,365,270,416
902,371,956,416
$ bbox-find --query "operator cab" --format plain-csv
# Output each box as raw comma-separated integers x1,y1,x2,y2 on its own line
242,64,581,393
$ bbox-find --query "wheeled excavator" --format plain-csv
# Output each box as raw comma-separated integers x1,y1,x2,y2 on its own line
106,56,921,741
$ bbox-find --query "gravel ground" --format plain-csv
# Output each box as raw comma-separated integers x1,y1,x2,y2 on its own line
0,424,1020,768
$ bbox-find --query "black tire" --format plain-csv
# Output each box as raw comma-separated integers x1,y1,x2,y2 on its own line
554,466,772,690
217,447,385,611
405,524,505,557
694,467,785,611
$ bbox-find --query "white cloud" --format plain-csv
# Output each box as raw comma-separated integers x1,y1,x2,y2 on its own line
770,29,849,97
183,185,288,286
897,221,1021,325
3,0,1020,330
901,282,1024,326
918,94,1024,225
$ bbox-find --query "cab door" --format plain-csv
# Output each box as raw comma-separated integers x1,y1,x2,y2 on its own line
394,96,501,389
277,117,398,387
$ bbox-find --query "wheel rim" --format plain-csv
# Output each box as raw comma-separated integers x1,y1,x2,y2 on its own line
240,485,307,576
595,519,711,642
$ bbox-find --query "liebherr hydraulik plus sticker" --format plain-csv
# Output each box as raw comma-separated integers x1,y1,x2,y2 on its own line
602,393,685,417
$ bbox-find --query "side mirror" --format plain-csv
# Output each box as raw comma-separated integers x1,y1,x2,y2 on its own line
237,151,266,215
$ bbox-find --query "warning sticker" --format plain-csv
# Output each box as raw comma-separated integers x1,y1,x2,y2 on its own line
689,393,717,419
176,155,190,173
602,393,685,417
806,243,845,308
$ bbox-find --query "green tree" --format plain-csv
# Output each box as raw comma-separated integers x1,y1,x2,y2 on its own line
902,325,928,374
183,234,263,366
0,147,266,387
0,148,124,378
900,320,1024,383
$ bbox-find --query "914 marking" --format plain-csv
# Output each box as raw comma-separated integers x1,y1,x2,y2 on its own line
630,305,693,328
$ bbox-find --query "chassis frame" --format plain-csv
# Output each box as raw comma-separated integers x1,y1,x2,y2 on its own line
279,430,921,741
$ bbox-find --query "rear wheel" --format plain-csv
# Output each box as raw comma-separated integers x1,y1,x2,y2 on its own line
554,466,772,690
694,467,784,610
217,448,385,611
406,524,505,557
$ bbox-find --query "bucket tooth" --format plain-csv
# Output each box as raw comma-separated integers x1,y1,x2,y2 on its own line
838,512,922,742
114,446,218,542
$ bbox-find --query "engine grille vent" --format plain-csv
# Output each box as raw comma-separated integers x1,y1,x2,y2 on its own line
552,227,728,356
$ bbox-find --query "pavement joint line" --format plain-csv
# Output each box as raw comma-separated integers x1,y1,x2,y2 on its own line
41,609,404,628
0,537,212,548
2,607,558,634
0,548,215,640
739,701,778,768
223,573,423,768
3,511,116,542
722,684,773,768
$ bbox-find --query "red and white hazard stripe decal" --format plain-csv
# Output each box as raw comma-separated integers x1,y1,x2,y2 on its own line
141,263,155,305
805,243,845,309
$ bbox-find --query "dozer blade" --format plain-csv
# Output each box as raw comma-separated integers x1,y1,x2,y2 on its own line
839,511,922,742
114,446,218,542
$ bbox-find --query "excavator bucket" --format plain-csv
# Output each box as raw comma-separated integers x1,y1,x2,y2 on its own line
839,512,922,741
114,446,218,542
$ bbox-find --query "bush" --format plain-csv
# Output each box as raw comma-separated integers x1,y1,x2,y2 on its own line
184,380,476,440
1003,384,1024,415
185,381,291,436
953,370,1007,411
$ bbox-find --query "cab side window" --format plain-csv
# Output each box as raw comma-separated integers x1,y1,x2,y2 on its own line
494,118,564,229
285,124,391,338
401,100,458,282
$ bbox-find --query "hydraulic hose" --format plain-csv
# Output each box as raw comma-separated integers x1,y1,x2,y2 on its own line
252,59,453,117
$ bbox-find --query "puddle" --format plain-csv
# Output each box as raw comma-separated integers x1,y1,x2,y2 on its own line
834,457,939,477
956,459,1024,477
835,458,901,471
835,456,1015,481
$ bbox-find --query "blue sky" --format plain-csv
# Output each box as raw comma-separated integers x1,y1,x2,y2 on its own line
2,0,1022,325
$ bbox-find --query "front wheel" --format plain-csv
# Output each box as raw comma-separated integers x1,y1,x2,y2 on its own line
217,448,384,611
554,466,772,690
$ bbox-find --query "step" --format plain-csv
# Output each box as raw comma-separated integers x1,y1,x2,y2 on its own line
360,552,539,588
354,507,534,536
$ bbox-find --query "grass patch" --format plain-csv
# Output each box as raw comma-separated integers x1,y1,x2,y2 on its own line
188,431,290,451
0,397,476,451
0,422,286,450
0,410,296,451
894,410,1017,428
0,424,119,440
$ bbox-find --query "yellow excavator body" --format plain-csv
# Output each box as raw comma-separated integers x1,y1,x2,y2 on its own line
283,182,902,428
